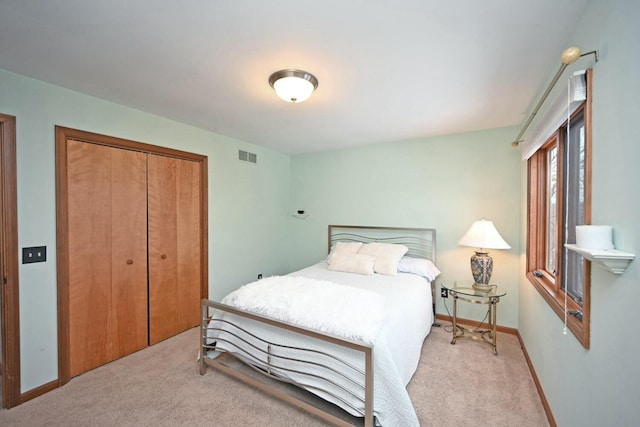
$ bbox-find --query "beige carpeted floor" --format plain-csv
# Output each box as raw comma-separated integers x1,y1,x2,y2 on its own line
0,324,549,426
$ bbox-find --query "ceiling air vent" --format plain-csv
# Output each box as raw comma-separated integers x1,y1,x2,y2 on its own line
238,150,257,164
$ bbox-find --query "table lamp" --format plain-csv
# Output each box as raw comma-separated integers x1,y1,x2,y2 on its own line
458,219,510,291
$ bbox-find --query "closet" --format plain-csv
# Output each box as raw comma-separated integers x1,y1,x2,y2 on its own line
56,127,207,381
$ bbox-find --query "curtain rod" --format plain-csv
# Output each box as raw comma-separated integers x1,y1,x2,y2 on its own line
511,48,598,147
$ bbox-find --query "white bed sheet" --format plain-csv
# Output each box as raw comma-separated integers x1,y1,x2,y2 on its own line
206,262,433,426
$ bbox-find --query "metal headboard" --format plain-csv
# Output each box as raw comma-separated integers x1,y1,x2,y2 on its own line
328,225,436,263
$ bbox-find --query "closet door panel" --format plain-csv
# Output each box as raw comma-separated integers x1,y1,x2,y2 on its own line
67,140,147,377
67,140,112,377
175,158,202,331
110,147,149,355
148,155,179,344
148,155,201,344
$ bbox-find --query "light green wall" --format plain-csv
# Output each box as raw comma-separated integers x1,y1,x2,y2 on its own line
518,0,640,425
0,69,291,392
290,128,522,327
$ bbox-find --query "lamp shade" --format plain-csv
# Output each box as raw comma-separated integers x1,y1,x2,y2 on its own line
458,220,510,250
269,69,318,103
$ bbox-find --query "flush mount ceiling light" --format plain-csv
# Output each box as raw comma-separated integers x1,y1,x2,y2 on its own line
268,69,318,103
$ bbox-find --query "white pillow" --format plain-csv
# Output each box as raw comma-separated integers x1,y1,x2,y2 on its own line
326,242,363,264
327,253,376,275
358,243,409,276
397,256,441,282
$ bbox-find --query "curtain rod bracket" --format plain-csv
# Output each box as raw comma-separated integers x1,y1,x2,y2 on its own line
580,50,599,62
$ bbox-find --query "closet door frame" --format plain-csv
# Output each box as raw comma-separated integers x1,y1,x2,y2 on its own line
55,126,208,385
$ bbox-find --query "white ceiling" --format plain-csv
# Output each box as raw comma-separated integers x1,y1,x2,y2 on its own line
0,0,589,154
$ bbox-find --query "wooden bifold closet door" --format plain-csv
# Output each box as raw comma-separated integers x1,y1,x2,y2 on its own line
60,130,206,380
67,140,148,377
148,154,202,345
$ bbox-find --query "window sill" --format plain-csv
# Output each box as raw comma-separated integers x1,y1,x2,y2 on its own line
526,272,590,349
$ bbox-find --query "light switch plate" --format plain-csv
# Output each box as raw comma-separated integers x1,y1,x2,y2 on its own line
22,246,46,264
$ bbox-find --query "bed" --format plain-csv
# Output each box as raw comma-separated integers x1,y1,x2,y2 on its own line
200,225,439,426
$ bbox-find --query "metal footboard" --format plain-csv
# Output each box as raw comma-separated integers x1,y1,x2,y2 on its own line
200,299,374,427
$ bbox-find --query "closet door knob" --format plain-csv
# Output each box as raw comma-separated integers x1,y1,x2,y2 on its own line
126,259,134,265
161,254,167,259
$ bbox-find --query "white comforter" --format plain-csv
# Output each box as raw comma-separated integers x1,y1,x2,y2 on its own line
225,275,386,344
208,262,433,426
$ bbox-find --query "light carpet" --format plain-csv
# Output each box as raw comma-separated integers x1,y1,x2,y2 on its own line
0,324,548,426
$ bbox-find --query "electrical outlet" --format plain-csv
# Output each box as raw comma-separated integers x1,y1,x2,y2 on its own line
440,287,448,298
257,274,263,280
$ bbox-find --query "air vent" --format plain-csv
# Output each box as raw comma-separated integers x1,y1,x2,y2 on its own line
238,150,257,164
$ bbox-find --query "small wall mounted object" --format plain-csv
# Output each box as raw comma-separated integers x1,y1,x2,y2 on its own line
565,225,635,274
564,245,635,274
293,210,309,219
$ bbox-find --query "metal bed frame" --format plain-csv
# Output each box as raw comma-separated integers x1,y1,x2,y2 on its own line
200,225,436,426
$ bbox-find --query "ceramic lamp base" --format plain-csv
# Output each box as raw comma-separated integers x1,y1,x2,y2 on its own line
470,250,493,286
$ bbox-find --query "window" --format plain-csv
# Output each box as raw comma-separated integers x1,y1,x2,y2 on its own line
526,70,592,348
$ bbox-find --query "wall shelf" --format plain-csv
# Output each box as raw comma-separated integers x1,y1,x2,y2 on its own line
565,244,635,274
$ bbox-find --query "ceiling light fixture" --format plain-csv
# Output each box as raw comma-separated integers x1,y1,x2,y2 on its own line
268,69,318,103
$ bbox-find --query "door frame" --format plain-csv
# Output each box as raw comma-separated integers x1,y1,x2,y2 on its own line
56,126,208,385
1,113,21,408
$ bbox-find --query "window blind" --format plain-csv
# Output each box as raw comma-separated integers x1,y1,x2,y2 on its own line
521,70,587,160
